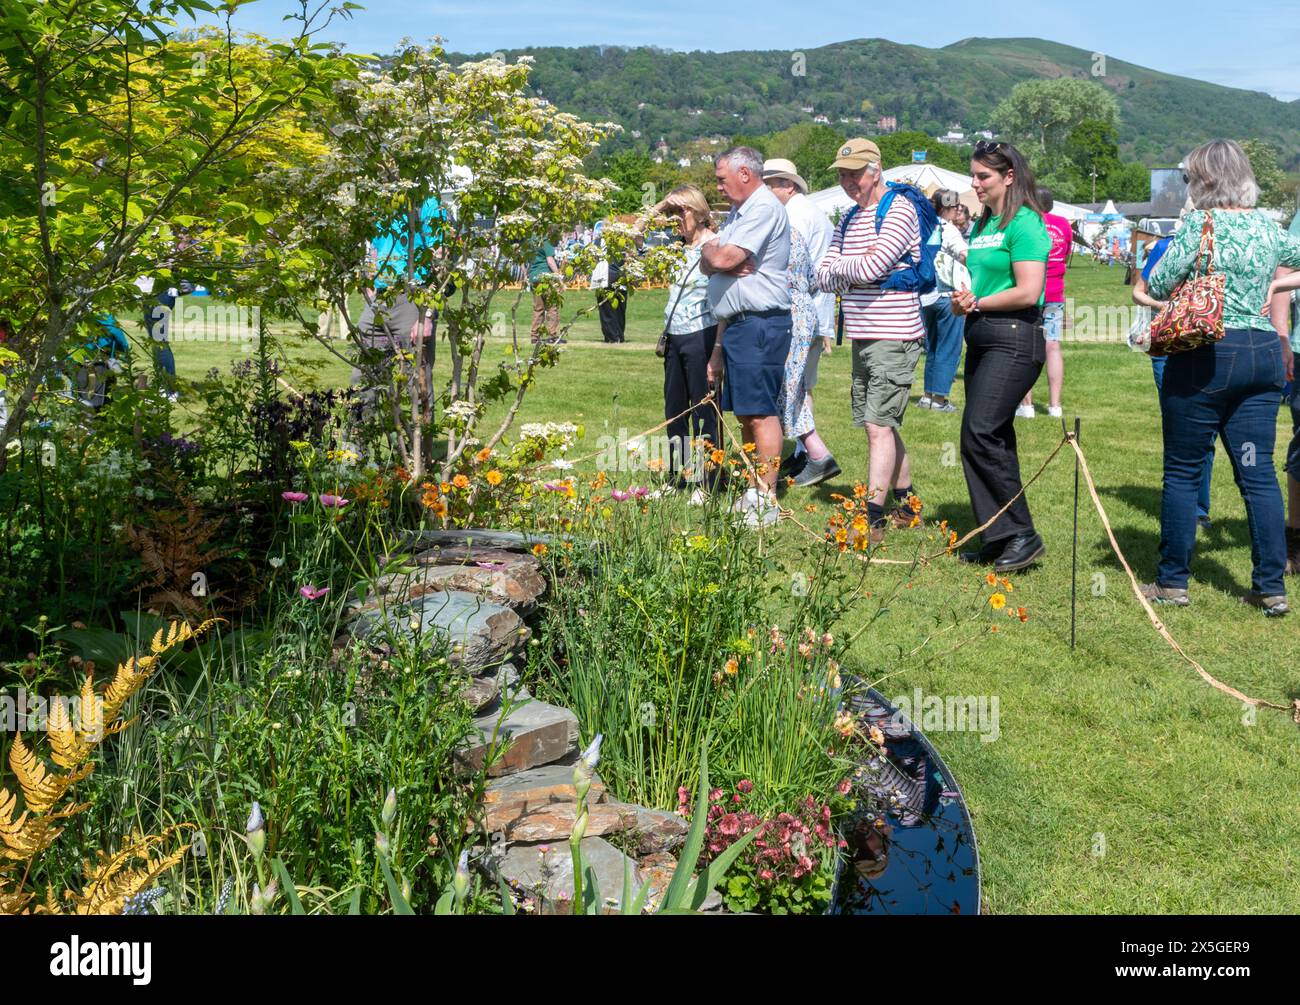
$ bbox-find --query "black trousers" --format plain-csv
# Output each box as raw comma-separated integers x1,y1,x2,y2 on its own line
599,291,627,342
664,325,719,475
960,310,1044,542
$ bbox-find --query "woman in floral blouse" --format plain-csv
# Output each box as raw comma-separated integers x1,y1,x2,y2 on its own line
1143,139,1300,616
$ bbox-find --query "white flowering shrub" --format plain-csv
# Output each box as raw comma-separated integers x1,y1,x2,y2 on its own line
261,40,681,481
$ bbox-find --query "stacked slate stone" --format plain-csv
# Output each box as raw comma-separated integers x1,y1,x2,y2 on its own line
336,530,712,914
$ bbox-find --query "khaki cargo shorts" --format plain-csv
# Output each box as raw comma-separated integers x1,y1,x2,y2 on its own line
849,337,922,428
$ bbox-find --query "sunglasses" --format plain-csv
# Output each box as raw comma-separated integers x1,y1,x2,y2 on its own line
1182,172,1190,184
973,140,1007,155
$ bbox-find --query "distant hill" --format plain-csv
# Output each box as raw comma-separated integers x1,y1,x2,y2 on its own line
450,36,1300,168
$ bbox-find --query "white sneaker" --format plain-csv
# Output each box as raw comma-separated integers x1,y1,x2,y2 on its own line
1015,404,1036,419
1046,405,1063,418
648,483,678,500
917,394,933,410
743,492,781,529
688,488,708,506
731,488,761,515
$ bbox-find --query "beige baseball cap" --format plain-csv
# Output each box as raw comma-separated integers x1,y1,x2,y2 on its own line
762,158,809,194
829,138,882,171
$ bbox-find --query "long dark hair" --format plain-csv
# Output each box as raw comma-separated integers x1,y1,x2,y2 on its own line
972,141,1042,233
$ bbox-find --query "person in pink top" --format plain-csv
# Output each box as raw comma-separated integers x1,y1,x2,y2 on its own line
1019,186,1072,419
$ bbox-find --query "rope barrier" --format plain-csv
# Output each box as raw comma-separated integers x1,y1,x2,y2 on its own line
355,370,1297,724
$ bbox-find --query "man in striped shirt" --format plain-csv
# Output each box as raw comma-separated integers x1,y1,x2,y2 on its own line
817,138,925,537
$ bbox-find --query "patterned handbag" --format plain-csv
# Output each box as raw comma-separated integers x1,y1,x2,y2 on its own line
1147,215,1226,357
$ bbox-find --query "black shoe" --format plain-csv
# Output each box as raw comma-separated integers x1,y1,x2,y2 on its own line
1197,515,1213,534
993,532,1046,572
958,538,1009,565
779,452,809,479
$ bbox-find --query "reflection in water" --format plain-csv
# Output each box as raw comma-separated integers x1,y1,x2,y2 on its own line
832,688,980,915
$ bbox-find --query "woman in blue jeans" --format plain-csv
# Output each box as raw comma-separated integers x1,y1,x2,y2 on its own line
917,189,968,412
1143,139,1300,616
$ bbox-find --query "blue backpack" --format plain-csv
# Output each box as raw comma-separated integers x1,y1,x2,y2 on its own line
834,182,941,343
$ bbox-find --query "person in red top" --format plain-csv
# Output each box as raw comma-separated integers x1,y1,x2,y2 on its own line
1018,187,1072,419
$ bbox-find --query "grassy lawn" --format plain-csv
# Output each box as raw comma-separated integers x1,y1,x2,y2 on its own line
152,259,1300,913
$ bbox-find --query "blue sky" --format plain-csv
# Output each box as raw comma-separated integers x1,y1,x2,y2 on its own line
213,1,1300,101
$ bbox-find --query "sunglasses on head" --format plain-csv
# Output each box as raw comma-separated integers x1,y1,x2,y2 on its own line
974,140,1007,155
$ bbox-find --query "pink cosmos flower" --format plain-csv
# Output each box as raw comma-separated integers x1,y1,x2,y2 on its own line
319,494,350,507
630,486,649,499
282,491,309,504
610,489,630,502
718,813,741,836
299,584,330,600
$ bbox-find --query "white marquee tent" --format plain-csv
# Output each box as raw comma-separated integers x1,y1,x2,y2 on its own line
807,163,1089,223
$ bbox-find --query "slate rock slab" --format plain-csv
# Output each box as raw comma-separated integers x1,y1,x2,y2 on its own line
371,547,547,614
496,837,642,914
483,763,607,833
459,698,579,777
348,590,528,673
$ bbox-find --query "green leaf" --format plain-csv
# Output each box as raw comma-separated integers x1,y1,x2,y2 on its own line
659,737,710,912
272,858,306,915
378,855,414,915
685,825,761,910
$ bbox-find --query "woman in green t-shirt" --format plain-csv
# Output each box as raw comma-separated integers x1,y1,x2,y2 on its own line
950,140,1050,572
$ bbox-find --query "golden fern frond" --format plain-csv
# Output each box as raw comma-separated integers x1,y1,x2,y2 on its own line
69,827,190,915
0,789,63,861
7,734,92,816
0,881,34,915
46,696,92,771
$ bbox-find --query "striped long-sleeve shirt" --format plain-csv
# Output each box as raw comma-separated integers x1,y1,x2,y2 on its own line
816,198,924,340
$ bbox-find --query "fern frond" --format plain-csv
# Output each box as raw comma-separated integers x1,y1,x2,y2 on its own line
8,734,92,816
0,880,34,915
46,696,92,771
69,827,190,915
0,790,63,861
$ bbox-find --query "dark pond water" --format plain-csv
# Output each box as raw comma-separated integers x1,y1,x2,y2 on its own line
831,687,980,915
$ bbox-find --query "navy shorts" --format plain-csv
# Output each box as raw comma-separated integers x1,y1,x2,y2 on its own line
719,310,793,417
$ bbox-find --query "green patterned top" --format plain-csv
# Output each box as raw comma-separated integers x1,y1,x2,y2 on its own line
1148,208,1300,331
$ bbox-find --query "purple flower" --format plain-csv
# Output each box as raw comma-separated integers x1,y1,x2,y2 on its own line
610,489,630,502
319,494,350,508
282,491,309,504
299,584,330,600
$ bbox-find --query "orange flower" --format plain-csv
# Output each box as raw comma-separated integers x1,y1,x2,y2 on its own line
804,503,817,513
908,494,923,513
724,657,739,676
647,457,665,473
989,593,1007,610
710,448,726,466
485,470,503,486
742,442,756,455
851,514,868,534
440,482,452,494
1016,606,1029,622
986,572,997,585
452,474,470,490
475,447,492,464
853,483,869,500
842,499,855,512
1001,578,1014,592
394,466,411,483
531,542,548,557
431,499,448,518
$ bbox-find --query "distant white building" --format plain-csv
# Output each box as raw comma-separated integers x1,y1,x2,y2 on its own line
813,114,830,124
801,105,815,113
937,130,966,145
677,157,691,168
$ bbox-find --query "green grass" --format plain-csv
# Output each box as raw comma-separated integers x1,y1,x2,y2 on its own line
152,258,1300,913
